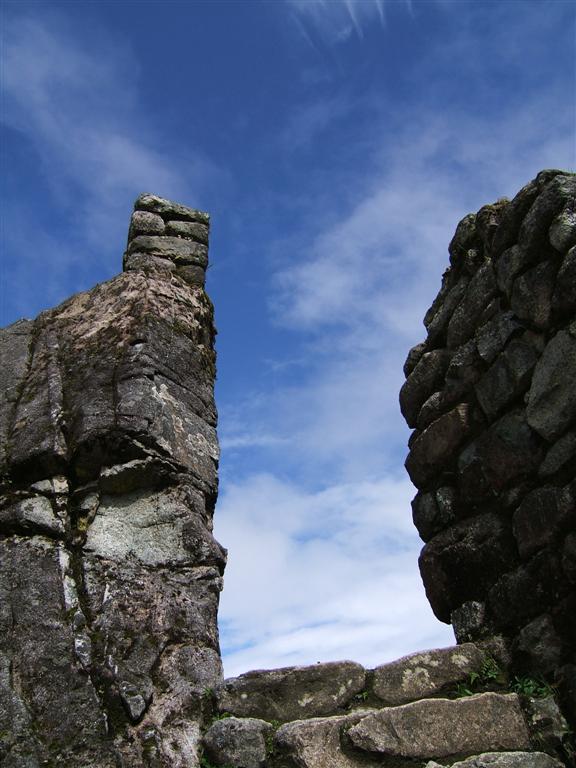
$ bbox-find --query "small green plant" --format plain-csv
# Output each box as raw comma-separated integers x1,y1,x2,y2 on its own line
354,689,369,702
264,720,281,757
453,656,504,697
511,676,554,698
209,711,233,725
455,681,475,697
479,655,503,682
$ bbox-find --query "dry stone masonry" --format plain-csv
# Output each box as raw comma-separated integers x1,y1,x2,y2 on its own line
1,176,575,767
401,170,576,730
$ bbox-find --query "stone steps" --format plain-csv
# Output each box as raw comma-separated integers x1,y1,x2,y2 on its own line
200,644,573,768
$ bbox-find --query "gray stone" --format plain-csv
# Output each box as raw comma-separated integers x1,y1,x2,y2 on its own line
274,712,379,768
406,404,473,487
403,341,427,377
516,615,564,674
519,173,576,258
449,213,478,265
444,339,484,403
488,555,566,629
527,329,576,441
135,192,210,224
0,537,117,767
411,486,457,542
203,717,273,768
451,601,487,644
512,485,575,558
491,170,564,258
476,201,508,251
425,752,564,768
372,643,485,705
347,693,530,759
475,333,544,421
552,246,576,315
495,244,531,298
0,495,64,536
176,264,207,287
511,260,556,329
215,661,366,722
528,694,571,755
417,391,445,431
458,409,543,495
426,275,470,344
447,263,498,348
475,311,523,364
123,251,177,273
128,210,165,239
562,532,576,582
539,429,576,477
127,235,208,266
165,220,209,244
419,512,516,623
85,487,226,569
0,319,33,470
549,207,576,252
400,349,451,427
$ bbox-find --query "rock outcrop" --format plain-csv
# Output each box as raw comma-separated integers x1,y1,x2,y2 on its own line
401,170,576,727
0,195,224,767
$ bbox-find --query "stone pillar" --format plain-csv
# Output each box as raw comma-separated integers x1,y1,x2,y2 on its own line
401,170,576,724
0,195,225,767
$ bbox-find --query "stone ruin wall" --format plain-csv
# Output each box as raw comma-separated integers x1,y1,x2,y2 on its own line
401,170,576,722
1,174,575,768
0,196,226,767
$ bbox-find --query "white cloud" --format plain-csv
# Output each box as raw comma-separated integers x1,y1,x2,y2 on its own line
215,472,453,676
217,79,574,675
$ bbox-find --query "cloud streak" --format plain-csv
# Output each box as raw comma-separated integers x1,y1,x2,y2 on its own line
0,11,220,320
287,0,390,44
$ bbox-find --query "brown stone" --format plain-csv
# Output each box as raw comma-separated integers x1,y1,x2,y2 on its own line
347,693,530,759
215,661,366,722
372,643,485,705
274,712,379,768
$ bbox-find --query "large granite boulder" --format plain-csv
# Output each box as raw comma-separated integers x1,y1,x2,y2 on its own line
0,196,224,767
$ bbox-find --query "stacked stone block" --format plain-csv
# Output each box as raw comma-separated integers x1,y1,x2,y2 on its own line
401,170,576,723
200,647,571,767
124,193,211,288
0,195,224,767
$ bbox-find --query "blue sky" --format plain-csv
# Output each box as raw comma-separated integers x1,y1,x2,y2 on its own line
1,0,574,676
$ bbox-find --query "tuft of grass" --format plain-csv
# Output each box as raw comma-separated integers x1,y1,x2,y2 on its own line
511,676,555,699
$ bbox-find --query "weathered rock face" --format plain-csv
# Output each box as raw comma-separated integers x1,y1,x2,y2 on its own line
0,195,225,767
402,170,576,725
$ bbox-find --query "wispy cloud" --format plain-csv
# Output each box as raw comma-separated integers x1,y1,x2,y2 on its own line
0,11,220,319
288,0,390,44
